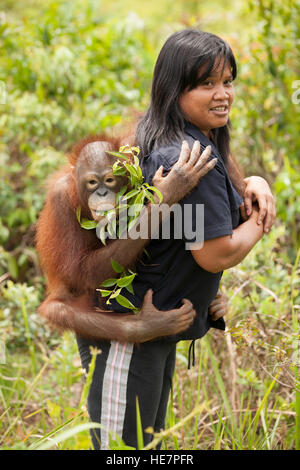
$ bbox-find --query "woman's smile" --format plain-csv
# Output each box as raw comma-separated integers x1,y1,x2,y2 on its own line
209,103,229,117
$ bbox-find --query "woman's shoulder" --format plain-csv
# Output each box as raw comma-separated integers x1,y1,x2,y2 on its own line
143,137,225,177
146,142,182,171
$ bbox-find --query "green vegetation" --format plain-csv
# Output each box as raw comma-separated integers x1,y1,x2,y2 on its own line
0,0,299,450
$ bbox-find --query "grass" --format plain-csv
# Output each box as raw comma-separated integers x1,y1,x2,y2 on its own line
0,243,298,450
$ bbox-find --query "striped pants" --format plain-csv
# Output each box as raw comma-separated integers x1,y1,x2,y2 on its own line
76,336,177,450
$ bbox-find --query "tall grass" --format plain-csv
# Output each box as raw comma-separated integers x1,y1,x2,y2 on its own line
1,244,298,450
0,317,298,449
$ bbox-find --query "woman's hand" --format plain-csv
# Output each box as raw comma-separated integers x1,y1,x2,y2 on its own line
208,290,228,321
243,176,276,233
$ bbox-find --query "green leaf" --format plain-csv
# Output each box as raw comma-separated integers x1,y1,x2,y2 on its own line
114,294,137,310
119,145,132,153
136,397,144,450
124,162,139,179
131,146,140,156
113,167,127,176
33,423,102,450
133,199,145,217
108,432,136,450
107,217,116,238
116,185,128,204
80,219,98,230
122,188,140,200
125,283,134,294
99,225,107,245
7,255,18,279
110,288,121,299
116,273,136,287
46,400,61,420
137,165,143,180
76,207,81,223
100,278,117,287
76,207,98,230
111,258,125,273
106,150,129,160
112,160,122,171
133,191,144,205
143,188,156,203
148,185,163,203
98,289,112,297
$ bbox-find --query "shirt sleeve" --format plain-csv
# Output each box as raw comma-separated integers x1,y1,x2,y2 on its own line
141,144,182,184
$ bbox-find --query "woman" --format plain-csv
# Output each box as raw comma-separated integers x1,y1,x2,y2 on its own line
77,29,276,450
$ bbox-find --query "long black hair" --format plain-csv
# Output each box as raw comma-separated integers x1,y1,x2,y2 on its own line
135,29,237,166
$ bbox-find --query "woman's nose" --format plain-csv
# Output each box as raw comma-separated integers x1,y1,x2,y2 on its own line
213,85,229,100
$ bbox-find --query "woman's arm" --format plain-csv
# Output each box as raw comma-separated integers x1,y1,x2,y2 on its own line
191,206,264,273
243,176,276,233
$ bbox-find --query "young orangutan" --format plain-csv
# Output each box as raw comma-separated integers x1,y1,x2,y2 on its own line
36,135,218,342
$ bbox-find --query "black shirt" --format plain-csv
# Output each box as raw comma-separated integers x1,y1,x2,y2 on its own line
109,122,244,342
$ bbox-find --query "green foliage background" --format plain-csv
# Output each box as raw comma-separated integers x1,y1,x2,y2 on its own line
0,0,299,450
